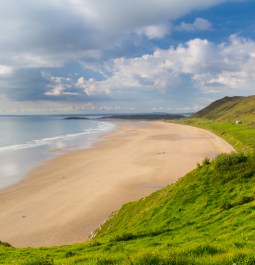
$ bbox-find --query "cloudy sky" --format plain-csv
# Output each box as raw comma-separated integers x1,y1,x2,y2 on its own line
0,0,255,114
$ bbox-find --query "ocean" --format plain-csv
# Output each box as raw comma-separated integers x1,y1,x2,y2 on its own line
0,115,116,189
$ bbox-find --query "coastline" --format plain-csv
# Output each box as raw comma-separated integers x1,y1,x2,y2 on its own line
0,118,116,190
0,121,235,248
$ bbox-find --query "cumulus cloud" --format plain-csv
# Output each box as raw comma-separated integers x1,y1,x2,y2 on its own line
0,0,251,114
3,34,255,106
175,18,213,32
75,35,255,96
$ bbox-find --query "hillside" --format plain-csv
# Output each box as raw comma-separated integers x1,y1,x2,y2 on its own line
1,152,255,264
192,95,255,123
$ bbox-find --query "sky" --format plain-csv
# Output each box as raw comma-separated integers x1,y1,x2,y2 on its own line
0,0,255,114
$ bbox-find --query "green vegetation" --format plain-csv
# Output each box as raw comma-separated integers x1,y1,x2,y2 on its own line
1,152,255,264
175,95,255,153
192,95,255,123
1,95,255,264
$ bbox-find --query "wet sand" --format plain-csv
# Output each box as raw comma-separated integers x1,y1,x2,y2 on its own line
0,121,234,247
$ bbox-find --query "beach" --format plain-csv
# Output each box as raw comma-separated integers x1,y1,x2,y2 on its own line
0,121,235,248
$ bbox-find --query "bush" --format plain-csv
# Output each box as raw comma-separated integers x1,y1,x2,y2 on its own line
213,152,248,170
64,250,75,258
202,157,211,165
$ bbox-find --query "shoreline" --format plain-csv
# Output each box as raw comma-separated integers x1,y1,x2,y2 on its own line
0,119,117,190
0,121,234,248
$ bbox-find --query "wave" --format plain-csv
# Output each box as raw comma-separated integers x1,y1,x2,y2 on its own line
0,121,116,153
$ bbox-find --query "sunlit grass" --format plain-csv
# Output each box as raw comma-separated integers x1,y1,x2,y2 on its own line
1,152,255,264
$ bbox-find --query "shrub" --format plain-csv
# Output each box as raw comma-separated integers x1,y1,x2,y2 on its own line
202,157,211,165
213,152,248,170
64,250,75,258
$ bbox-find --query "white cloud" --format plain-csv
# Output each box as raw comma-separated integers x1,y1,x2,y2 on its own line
76,77,111,95
75,35,255,96
175,18,213,32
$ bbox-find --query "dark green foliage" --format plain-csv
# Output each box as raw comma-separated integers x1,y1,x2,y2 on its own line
202,157,211,165
64,250,75,258
213,152,248,170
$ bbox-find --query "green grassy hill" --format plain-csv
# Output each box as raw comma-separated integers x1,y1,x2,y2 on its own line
1,152,255,264
192,95,255,123
177,95,255,153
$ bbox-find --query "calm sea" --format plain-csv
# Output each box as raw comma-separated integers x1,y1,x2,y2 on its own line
0,115,116,189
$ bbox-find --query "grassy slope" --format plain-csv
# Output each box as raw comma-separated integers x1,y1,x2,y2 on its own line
1,96,255,264
1,153,255,264
193,95,255,123
177,95,255,153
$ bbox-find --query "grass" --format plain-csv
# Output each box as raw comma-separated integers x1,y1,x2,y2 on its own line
192,95,255,123
1,152,255,264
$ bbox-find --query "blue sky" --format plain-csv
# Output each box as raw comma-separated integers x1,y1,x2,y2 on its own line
0,0,255,114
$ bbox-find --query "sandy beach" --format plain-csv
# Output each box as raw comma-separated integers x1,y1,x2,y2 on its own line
0,121,234,248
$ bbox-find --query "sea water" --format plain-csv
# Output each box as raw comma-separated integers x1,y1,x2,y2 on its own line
0,115,116,189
